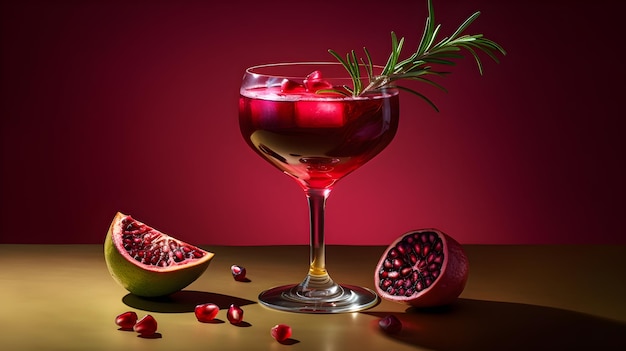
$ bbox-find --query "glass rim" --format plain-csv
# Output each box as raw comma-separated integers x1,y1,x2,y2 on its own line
245,61,387,80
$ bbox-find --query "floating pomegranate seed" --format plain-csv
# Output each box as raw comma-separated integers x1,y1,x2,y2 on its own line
230,265,247,281
115,311,138,330
227,304,244,324
306,70,323,81
280,78,306,93
303,70,333,92
133,314,158,336
194,303,220,322
271,324,292,342
378,315,402,334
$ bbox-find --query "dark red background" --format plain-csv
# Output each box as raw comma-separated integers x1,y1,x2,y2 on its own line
1,0,624,245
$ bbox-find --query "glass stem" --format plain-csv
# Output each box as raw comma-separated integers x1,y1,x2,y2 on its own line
307,188,330,276
297,188,341,297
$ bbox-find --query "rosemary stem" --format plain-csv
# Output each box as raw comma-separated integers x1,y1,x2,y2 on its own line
328,0,505,106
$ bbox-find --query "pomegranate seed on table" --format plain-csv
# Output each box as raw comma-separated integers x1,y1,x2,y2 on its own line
194,303,220,322
226,304,244,324
271,324,292,342
378,315,402,334
133,314,158,336
230,265,247,281
115,311,138,330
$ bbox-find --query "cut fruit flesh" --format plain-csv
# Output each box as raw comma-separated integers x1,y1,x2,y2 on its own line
375,229,468,307
104,212,214,297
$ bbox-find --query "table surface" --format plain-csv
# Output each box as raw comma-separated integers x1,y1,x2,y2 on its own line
1,244,625,351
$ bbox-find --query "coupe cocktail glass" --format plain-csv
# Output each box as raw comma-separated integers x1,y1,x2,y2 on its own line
239,62,399,313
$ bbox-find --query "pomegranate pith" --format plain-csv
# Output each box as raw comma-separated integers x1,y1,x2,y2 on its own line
374,229,468,307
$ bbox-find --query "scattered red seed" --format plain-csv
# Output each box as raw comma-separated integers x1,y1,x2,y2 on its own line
378,315,402,334
226,304,244,324
271,324,292,342
115,311,138,330
133,314,158,336
194,303,220,322
230,265,247,281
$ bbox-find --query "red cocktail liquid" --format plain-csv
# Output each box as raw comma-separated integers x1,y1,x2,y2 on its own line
239,86,399,189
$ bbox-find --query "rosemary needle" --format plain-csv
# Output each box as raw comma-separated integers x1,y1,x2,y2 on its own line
327,0,506,111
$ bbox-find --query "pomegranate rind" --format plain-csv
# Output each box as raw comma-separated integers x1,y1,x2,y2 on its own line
104,212,214,297
374,229,469,308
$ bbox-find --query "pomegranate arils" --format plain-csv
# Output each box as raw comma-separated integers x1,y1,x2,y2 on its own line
379,315,402,334
194,303,219,322
393,258,403,268
376,229,469,308
115,311,138,330
377,231,445,297
306,80,333,92
230,265,247,281
401,267,412,276
280,79,306,93
133,314,158,336
303,70,333,92
227,304,244,324
120,216,206,267
306,70,323,80
271,324,292,342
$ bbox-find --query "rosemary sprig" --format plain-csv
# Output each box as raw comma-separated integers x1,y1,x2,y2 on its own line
328,0,506,111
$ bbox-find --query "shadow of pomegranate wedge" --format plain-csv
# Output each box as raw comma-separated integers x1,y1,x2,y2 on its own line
122,290,256,313
104,212,214,297
375,229,469,307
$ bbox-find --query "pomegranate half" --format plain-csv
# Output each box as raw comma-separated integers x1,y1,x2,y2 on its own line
374,229,469,307
104,212,214,297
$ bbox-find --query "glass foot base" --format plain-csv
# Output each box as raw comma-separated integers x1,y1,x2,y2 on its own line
258,284,379,313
